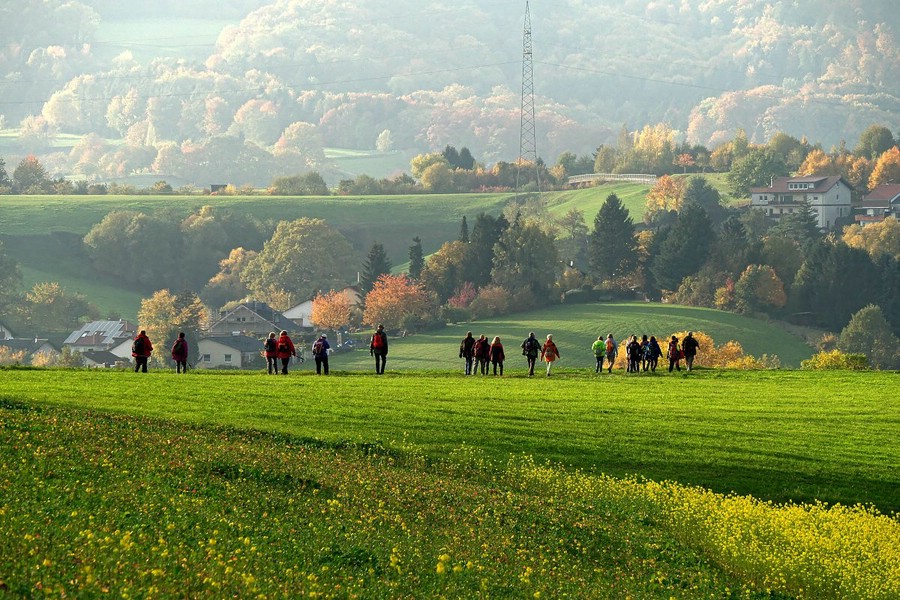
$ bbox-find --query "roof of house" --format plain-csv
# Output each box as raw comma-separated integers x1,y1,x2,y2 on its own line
64,320,137,346
863,184,900,203
0,339,59,354
200,335,264,353
81,350,122,365
750,175,851,194
211,301,293,330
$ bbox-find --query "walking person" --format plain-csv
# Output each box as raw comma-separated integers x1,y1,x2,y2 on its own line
473,335,490,375
459,331,476,375
276,330,297,375
627,335,642,373
312,334,330,375
667,335,682,372
263,332,278,375
489,336,505,376
604,334,617,373
541,334,560,376
171,331,188,374
131,329,153,373
640,335,651,372
521,332,540,376
647,335,662,372
591,335,606,373
370,324,388,374
682,331,700,371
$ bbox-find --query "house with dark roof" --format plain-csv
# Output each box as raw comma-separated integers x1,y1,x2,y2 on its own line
64,320,137,353
207,301,294,337
750,176,853,230
81,350,125,368
0,338,60,364
197,334,269,369
854,184,900,227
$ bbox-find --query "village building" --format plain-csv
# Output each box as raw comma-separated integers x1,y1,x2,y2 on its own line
853,184,900,227
750,176,853,230
0,338,60,364
197,334,268,369
207,301,294,337
64,320,137,353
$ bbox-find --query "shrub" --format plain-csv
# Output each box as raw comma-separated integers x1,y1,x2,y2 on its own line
468,285,511,320
801,350,869,370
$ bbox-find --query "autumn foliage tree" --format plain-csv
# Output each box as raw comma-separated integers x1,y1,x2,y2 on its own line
733,265,787,314
138,290,208,366
645,175,686,223
362,274,430,331
842,218,900,261
869,147,900,189
310,289,352,332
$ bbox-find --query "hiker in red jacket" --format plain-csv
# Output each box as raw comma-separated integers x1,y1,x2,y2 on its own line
370,324,389,374
489,336,505,376
171,331,188,374
275,330,296,375
132,330,153,373
263,332,278,375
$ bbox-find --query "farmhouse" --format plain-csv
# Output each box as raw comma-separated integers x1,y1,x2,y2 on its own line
197,334,265,369
854,184,900,226
81,350,124,368
207,301,294,337
64,320,137,353
750,176,853,230
0,320,13,340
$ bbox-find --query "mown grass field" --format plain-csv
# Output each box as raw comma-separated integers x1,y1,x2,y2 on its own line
1,368,898,598
332,302,815,369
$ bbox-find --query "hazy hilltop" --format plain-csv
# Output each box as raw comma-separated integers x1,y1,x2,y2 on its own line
0,0,897,185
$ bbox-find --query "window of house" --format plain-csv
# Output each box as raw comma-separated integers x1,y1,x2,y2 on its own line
202,354,211,362
224,354,232,363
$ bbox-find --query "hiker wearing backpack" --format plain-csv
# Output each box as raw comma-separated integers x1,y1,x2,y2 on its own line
312,334,331,375
171,331,188,374
648,336,663,372
604,334,617,373
640,335,651,372
276,330,296,375
521,332,540,376
131,330,153,373
667,335,682,372
263,332,278,375
682,331,700,371
459,331,476,375
626,335,642,373
473,334,490,375
370,324,388,374
541,334,560,376
591,336,606,373
489,336,505,376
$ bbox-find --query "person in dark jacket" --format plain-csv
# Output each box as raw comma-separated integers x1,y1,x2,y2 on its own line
473,334,490,375
263,332,278,375
489,336,505,376
171,331,188,374
626,335,642,373
521,332,540,376
459,331,476,375
682,331,700,371
276,330,296,375
647,336,662,372
369,324,388,374
132,330,153,373
312,334,330,375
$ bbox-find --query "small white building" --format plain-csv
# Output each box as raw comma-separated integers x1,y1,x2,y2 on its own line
197,335,265,369
750,176,853,230
0,321,13,340
64,320,137,353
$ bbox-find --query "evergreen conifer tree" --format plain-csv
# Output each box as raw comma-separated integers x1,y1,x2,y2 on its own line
361,242,393,294
408,237,424,279
587,194,637,285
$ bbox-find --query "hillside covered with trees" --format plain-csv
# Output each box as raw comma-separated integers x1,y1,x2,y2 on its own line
0,0,897,186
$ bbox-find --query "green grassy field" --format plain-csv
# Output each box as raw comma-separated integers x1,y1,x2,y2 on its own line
331,302,814,369
1,369,898,598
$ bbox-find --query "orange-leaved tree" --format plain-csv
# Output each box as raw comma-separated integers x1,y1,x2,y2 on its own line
362,274,429,331
645,174,686,223
869,146,900,190
310,289,351,332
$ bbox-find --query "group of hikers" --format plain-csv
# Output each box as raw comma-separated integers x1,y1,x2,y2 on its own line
459,331,700,376
130,325,391,375
131,326,699,376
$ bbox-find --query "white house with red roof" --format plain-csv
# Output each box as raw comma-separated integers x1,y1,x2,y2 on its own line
854,184,900,226
63,320,137,353
750,175,853,230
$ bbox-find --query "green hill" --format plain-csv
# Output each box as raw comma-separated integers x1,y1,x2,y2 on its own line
0,183,651,319
325,302,813,370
